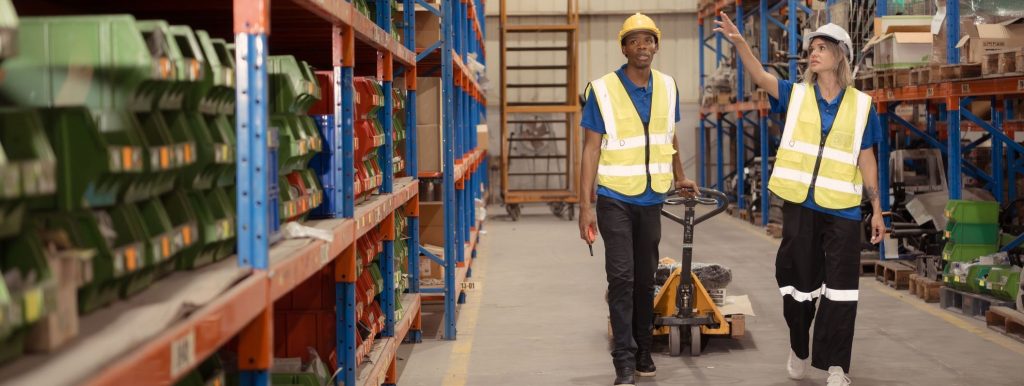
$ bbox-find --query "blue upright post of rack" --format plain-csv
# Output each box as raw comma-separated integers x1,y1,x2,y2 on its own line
698,20,707,187
334,23,358,386
1007,99,1019,204
375,0,398,340
948,98,962,200
992,97,1003,203
736,1,746,209
787,0,798,81
404,0,421,297
235,27,271,386
441,0,459,340
759,0,770,226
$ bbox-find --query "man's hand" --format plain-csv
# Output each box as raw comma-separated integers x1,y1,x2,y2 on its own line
870,211,886,244
579,207,597,244
675,178,700,197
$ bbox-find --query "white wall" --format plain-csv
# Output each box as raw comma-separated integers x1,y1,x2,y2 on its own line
483,2,706,182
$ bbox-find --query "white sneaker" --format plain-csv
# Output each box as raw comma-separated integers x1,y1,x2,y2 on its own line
827,366,851,386
787,350,808,380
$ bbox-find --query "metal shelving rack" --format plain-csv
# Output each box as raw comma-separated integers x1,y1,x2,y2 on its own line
410,0,487,341
866,1,1024,252
697,0,1024,252
0,0,486,384
697,0,808,226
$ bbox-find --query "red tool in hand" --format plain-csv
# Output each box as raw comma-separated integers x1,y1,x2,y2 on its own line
586,225,597,256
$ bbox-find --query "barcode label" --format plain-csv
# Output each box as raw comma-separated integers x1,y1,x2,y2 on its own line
170,331,197,377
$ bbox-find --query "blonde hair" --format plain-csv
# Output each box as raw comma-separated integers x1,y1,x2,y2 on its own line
802,38,853,88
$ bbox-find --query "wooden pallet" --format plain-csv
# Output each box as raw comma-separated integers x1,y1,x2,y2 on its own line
939,63,983,81
860,258,878,276
985,306,1024,343
982,48,1024,76
766,223,783,239
893,68,914,88
874,260,915,289
940,287,1016,321
855,72,874,90
908,273,942,303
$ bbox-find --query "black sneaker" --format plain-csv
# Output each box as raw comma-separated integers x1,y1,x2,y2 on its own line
614,367,636,386
636,350,656,377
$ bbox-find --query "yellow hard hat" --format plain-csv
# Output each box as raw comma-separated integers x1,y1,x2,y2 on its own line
619,13,661,44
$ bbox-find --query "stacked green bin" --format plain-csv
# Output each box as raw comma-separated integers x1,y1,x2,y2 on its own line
942,200,1001,291
986,266,1022,301
0,3,61,364
268,56,322,224
0,229,58,363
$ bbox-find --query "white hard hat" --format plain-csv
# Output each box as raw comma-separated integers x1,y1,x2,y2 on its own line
804,23,853,63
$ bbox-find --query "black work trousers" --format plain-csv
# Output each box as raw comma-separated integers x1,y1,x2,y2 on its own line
597,195,663,370
775,202,861,373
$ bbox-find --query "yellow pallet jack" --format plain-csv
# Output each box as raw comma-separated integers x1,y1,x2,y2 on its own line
654,188,744,356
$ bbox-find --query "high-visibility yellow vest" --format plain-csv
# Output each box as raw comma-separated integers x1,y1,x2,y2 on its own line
768,83,872,209
589,70,677,196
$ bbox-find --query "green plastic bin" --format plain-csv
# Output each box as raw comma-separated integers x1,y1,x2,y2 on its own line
942,242,998,262
944,200,999,224
944,222,1000,245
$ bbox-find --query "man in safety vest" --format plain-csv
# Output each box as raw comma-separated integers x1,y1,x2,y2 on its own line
578,13,699,386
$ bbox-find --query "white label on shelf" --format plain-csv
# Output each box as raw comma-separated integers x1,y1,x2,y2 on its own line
320,243,330,265
926,87,934,97
1018,80,1024,91
962,84,970,93
171,330,197,377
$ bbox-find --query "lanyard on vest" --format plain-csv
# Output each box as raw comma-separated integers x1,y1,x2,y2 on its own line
807,99,840,191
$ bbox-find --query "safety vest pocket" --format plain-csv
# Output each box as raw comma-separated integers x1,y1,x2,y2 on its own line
775,150,805,170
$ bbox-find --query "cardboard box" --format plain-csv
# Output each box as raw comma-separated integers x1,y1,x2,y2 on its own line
869,32,934,68
401,11,441,51
955,20,1024,64
419,201,445,246
418,202,446,282
416,77,443,125
874,15,933,37
418,124,442,174
419,244,445,282
476,124,488,152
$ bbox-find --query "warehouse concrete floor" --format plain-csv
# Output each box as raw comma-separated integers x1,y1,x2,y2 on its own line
396,205,1024,386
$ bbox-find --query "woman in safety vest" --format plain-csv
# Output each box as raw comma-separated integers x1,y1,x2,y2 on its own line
715,13,885,386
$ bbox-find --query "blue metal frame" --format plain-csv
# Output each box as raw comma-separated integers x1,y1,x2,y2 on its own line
235,32,270,270
440,0,458,340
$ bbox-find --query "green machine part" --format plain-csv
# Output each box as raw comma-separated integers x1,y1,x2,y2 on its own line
0,15,157,210
0,229,57,364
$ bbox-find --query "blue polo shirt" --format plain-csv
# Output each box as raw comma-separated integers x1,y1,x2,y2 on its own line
580,65,682,206
769,79,883,221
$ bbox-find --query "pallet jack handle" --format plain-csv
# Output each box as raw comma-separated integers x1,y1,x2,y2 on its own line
661,188,729,226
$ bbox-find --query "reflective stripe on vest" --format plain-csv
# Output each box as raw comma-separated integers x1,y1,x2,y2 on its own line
767,83,872,209
590,70,677,196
